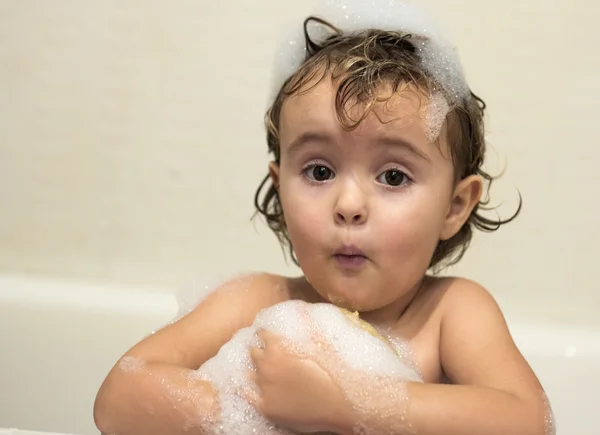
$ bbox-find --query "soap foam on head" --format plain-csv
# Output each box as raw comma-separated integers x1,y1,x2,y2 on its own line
272,0,470,102
270,0,469,142
195,300,422,435
423,91,451,142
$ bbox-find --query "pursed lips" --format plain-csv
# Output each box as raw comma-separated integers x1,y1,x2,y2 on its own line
332,244,369,268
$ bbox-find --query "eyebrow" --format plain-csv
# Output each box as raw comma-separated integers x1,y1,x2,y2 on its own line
286,131,333,155
377,135,432,162
285,131,431,162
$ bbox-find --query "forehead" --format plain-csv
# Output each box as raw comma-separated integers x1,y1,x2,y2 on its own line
279,76,437,144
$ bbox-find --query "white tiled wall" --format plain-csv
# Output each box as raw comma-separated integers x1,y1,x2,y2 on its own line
0,0,599,323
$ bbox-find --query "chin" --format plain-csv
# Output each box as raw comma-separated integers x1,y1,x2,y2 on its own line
302,264,385,310
322,286,379,312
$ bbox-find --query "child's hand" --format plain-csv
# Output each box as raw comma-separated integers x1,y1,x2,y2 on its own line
247,329,354,434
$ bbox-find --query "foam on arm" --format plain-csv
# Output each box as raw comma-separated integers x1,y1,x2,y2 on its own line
94,273,291,435
333,380,547,435
94,359,219,435
194,300,423,435
330,281,554,435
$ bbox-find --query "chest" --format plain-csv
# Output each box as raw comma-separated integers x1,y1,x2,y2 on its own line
386,311,445,384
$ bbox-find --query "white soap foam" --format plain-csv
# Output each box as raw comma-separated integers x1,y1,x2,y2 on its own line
118,356,146,373
270,0,470,108
195,299,422,434
543,390,557,435
423,91,451,142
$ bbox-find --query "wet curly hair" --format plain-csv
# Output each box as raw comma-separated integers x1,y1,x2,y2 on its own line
254,17,521,270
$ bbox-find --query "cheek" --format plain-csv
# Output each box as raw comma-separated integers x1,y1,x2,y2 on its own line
279,183,329,253
376,192,449,257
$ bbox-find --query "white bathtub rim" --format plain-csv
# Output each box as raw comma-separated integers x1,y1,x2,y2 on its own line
0,272,178,316
1,272,599,359
0,429,78,435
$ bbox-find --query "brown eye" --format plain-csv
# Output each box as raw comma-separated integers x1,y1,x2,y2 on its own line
305,165,334,182
378,169,409,186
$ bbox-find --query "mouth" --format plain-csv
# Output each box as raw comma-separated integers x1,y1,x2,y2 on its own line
332,245,369,268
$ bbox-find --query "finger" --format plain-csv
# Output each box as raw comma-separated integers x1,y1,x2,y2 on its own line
256,328,280,345
313,329,335,352
247,369,258,385
242,387,261,409
249,346,265,365
298,310,334,353
238,373,262,409
297,311,345,366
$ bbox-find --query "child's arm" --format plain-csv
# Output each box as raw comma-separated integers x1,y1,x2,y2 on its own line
93,273,288,435
338,279,552,435
405,279,551,434
94,361,219,435
247,279,552,435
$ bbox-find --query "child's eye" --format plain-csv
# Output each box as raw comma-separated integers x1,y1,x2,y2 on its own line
377,169,410,187
304,165,335,182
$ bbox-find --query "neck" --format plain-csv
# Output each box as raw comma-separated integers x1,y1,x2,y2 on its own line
359,276,427,328
291,275,428,328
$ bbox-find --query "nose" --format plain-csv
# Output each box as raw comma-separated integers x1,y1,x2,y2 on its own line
333,180,368,226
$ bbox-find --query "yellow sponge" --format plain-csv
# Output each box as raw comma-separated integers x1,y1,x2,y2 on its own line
338,308,389,343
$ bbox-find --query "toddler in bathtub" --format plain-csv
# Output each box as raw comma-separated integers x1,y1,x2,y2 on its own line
94,1,555,434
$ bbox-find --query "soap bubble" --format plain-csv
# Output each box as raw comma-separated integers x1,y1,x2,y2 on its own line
195,300,422,434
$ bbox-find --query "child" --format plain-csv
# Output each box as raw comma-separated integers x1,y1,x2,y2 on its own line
94,1,555,434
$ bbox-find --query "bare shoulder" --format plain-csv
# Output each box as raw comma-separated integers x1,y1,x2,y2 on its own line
434,276,504,318
434,276,510,351
123,272,293,369
435,276,515,346
196,272,293,315
434,276,544,399
400,276,493,327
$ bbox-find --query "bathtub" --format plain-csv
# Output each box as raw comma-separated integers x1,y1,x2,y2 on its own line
0,273,597,435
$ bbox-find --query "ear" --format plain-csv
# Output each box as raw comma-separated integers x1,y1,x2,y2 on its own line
268,161,280,189
440,175,483,241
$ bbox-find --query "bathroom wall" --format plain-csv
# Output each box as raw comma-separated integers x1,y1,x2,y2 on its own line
1,0,598,323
